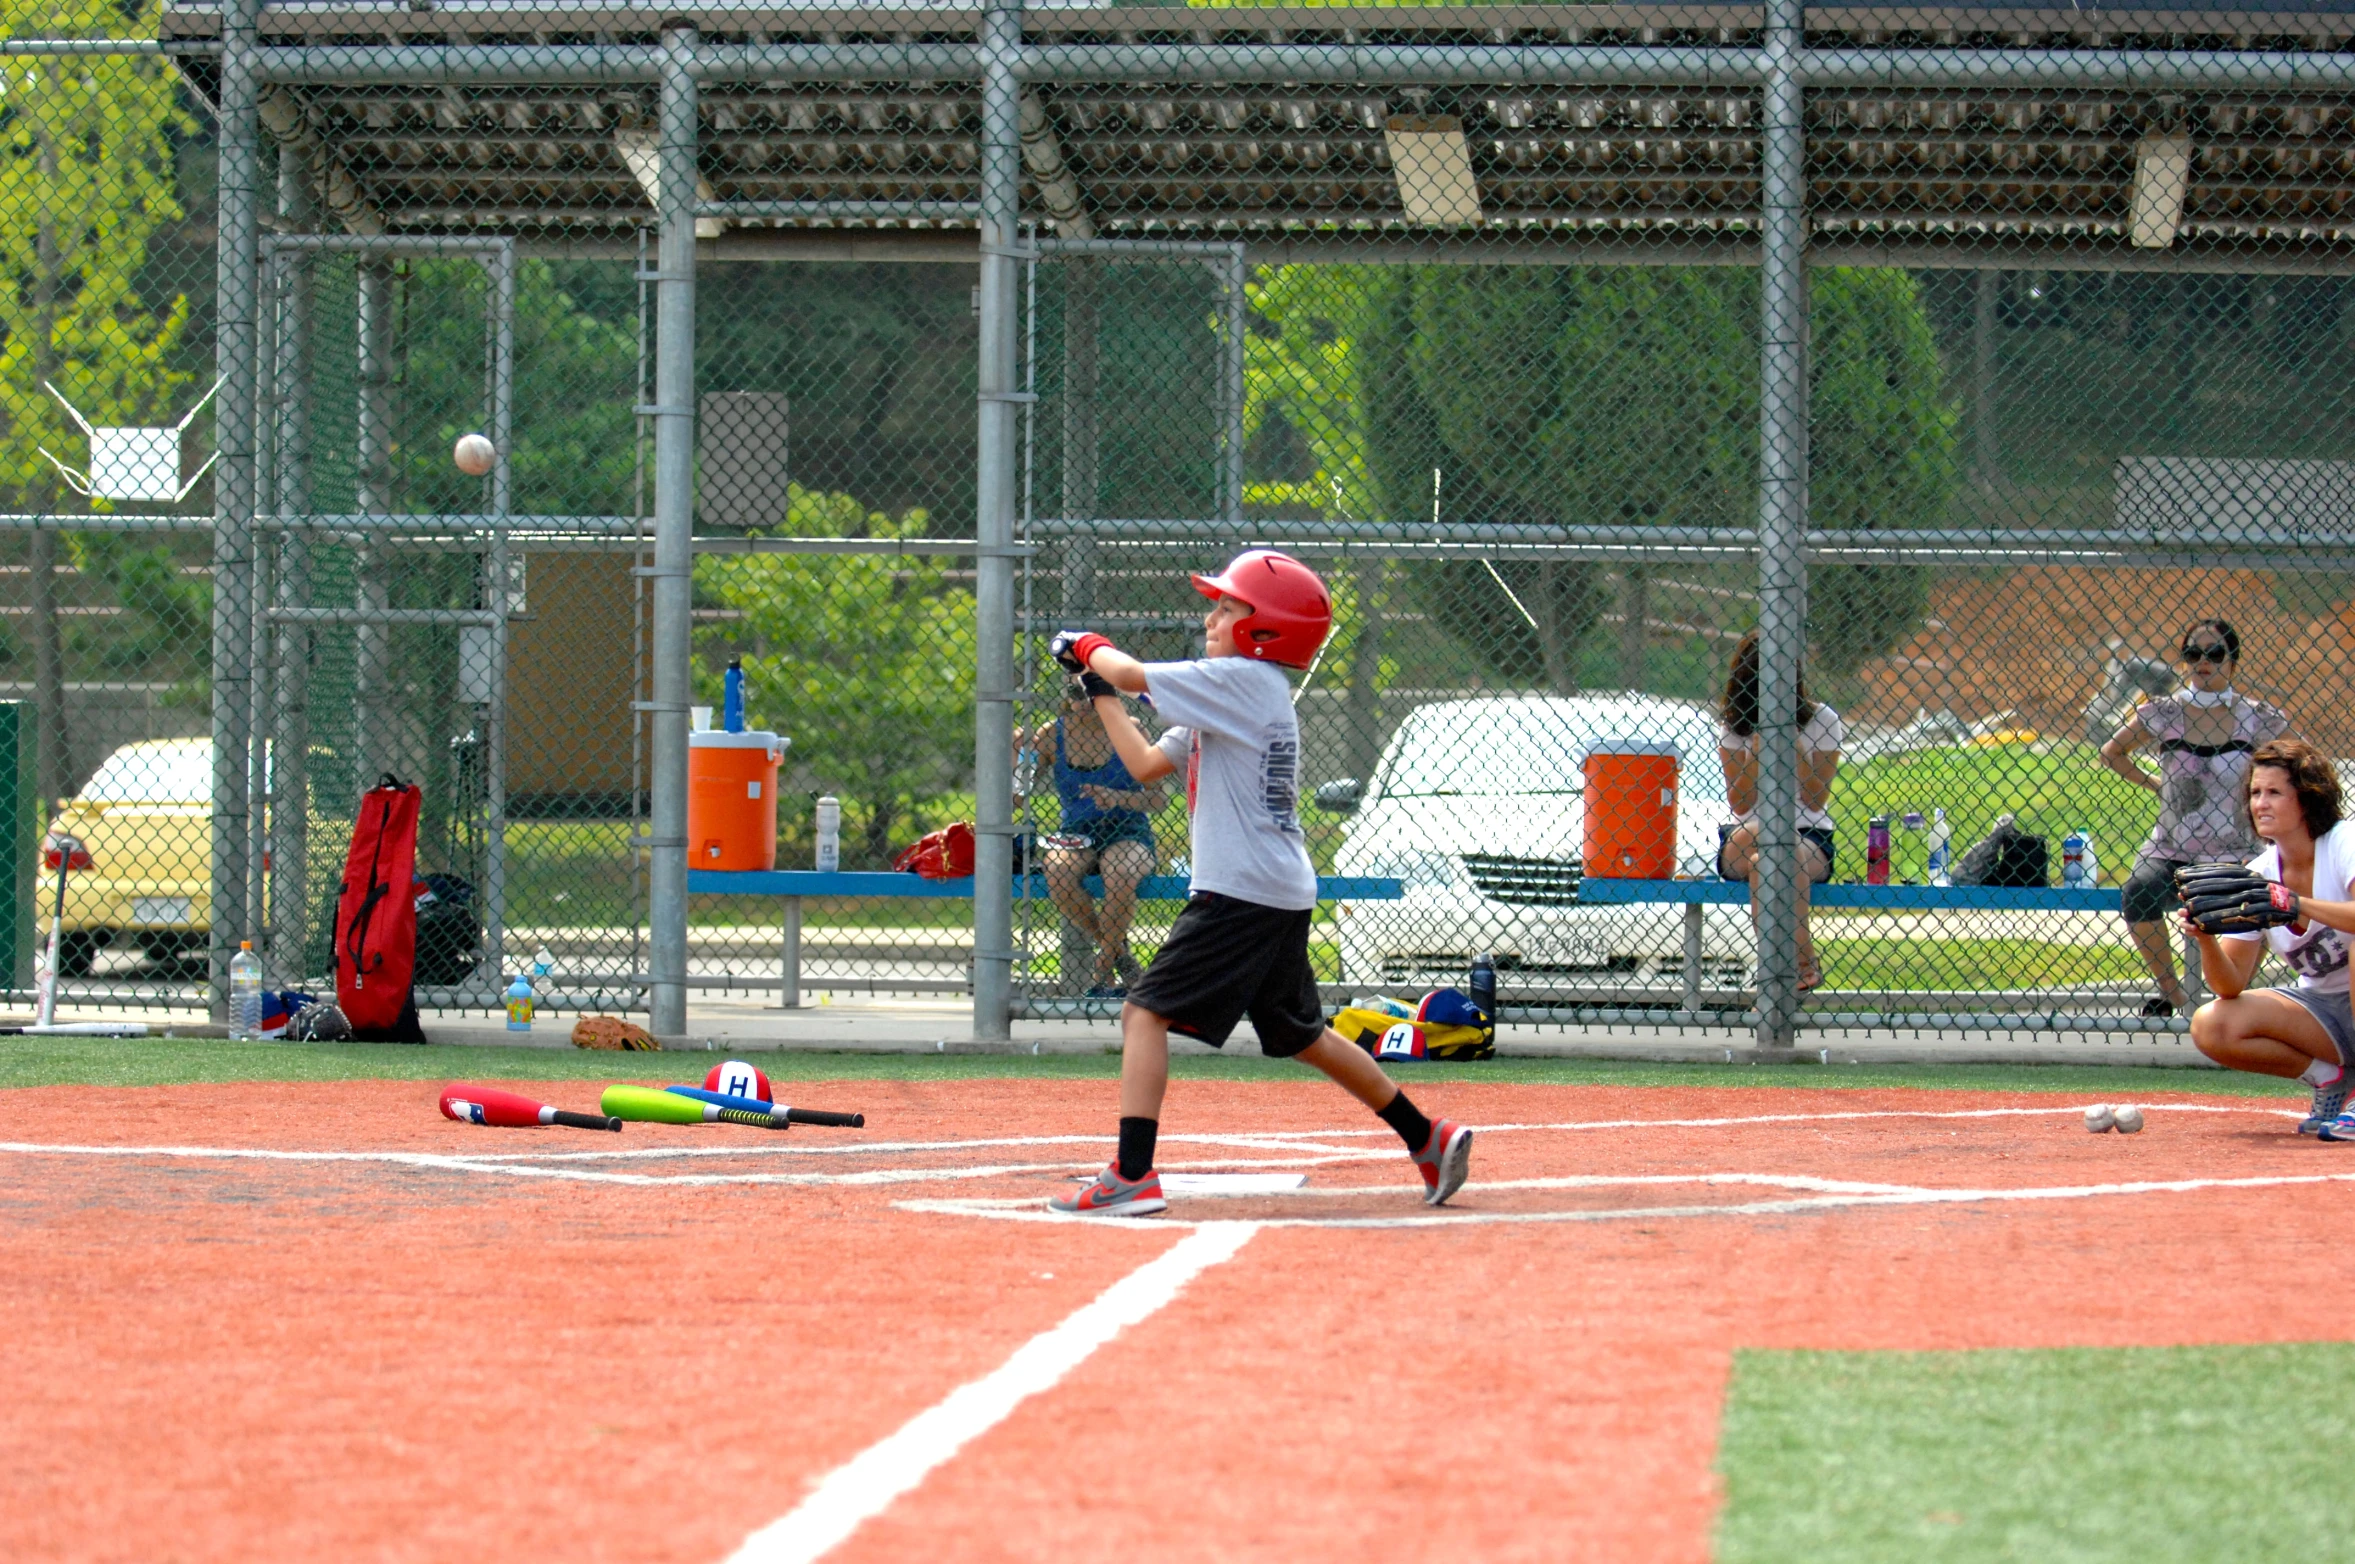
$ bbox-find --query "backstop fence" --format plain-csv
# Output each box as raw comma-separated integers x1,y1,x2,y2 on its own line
5,0,2355,1051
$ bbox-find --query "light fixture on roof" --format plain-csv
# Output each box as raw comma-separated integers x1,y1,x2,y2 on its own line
614,126,725,239
1384,115,1481,227
2129,130,2193,249
38,377,224,504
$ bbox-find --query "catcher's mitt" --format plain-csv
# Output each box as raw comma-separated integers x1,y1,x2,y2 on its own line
2178,867,2299,936
572,1014,660,1051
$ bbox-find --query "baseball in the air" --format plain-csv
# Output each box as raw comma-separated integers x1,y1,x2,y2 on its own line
453,433,497,475
2084,1104,2117,1133
2112,1104,2145,1134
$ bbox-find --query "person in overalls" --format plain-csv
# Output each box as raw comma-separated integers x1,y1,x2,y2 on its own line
1021,678,1166,996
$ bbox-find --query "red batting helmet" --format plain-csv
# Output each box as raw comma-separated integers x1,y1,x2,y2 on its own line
1190,550,1332,670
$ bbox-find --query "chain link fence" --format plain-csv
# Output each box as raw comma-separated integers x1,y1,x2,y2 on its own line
3,0,2351,1047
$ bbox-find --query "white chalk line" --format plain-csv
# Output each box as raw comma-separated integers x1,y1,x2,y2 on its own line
723,1222,1258,1564
901,1165,2355,1231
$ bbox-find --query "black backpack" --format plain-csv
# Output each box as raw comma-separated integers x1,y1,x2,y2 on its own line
1954,816,2050,889
413,873,483,987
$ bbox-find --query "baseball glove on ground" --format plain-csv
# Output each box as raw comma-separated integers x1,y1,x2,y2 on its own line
572,1014,660,1051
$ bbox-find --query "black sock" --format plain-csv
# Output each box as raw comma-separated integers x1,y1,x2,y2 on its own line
1377,1092,1434,1153
1117,1116,1159,1181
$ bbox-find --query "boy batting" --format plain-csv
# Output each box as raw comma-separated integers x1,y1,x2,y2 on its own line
1047,549,1473,1217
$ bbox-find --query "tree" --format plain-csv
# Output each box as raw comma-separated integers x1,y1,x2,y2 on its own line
1277,265,1959,688
693,488,975,866
0,0,199,799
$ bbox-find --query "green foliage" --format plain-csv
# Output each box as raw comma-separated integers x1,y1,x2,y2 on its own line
693,487,975,865
1716,1344,2346,1563
1252,265,1959,686
0,0,198,512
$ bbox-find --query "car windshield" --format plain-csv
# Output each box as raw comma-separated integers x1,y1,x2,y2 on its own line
80,743,211,804
1373,702,1727,802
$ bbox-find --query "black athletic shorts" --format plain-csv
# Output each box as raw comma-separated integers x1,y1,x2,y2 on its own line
1126,891,1326,1058
2123,854,2193,925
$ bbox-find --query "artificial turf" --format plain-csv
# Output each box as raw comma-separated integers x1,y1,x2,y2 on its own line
0,1033,2307,1100
1713,1343,2341,1563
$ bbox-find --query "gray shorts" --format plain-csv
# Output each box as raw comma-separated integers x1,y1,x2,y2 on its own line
2268,986,2355,1068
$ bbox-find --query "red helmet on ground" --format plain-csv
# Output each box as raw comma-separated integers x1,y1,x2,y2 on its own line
1190,550,1333,670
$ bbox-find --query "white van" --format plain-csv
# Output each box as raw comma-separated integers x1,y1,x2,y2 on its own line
1322,694,1752,994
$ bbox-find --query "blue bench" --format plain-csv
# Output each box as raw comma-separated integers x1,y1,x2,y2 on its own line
687,869,1402,1004
1572,879,2118,912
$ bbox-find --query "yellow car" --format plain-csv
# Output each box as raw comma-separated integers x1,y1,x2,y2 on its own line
40,737,215,974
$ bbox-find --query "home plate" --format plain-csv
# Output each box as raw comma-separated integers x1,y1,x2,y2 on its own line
1161,1173,1308,1196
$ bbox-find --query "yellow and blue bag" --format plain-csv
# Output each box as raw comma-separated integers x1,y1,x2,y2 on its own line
1333,986,1495,1062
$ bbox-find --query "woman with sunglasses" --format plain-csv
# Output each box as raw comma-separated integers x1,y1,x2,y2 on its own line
2099,619,2290,1016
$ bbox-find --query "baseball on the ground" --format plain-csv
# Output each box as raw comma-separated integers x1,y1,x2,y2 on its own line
2084,1103,2117,1133
2112,1104,2145,1134
453,432,497,475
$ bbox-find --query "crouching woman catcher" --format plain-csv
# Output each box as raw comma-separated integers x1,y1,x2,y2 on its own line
2184,738,2355,1138
1043,550,1473,1217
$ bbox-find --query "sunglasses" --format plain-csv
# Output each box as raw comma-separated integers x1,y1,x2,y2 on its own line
2182,644,2232,665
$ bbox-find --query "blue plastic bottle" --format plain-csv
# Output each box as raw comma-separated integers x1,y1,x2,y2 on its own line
722,658,746,733
505,972,535,1032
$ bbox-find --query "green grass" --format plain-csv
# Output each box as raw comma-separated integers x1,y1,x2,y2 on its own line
0,1036,2302,1096
1820,937,2145,992
1714,1344,2343,1563
1830,739,2159,886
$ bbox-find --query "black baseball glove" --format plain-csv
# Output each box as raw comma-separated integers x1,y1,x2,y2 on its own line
2177,866,2299,936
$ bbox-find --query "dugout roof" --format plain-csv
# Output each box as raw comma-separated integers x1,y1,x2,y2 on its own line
163,2,2355,266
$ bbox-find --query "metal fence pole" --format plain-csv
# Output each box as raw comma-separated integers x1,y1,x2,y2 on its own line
971,0,1023,1041
482,250,517,992
352,259,392,786
1751,0,1809,1054
645,24,699,1038
210,0,262,1015
269,152,314,978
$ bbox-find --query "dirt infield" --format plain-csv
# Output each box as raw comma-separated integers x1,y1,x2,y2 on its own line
0,1076,2340,1563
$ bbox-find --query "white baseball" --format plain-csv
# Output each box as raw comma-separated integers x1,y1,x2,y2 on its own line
453,432,497,475
2112,1104,2145,1134
2084,1104,2117,1133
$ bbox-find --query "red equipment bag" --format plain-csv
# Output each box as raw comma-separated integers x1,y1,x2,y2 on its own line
891,822,976,879
335,776,426,1041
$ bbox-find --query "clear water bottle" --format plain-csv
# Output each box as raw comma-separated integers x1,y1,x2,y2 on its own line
532,944,554,980
815,795,841,873
229,941,265,1040
1469,952,1498,1029
2061,828,2088,888
2080,829,2098,888
1927,807,1952,888
505,972,535,1032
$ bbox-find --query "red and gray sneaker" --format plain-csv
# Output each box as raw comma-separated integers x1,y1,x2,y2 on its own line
1412,1120,1473,1207
1050,1163,1167,1218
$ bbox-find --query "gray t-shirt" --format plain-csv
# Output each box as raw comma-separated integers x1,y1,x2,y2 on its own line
1148,657,1317,911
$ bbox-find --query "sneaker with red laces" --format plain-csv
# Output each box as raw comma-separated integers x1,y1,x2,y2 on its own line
1411,1120,1473,1207
1050,1163,1167,1217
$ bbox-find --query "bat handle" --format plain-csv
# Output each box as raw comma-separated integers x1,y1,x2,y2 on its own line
552,1110,623,1132
715,1106,793,1130
784,1108,865,1128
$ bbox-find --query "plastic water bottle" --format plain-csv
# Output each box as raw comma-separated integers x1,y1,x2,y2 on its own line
505,972,535,1032
229,941,265,1040
815,795,841,873
1866,816,1891,885
1927,807,1952,888
2081,829,2098,889
2061,828,2088,888
1469,952,1498,1028
723,657,747,733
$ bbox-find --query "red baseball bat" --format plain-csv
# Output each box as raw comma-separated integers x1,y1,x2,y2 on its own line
440,1082,621,1132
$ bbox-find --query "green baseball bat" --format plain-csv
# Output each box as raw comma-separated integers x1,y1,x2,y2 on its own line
600,1082,786,1129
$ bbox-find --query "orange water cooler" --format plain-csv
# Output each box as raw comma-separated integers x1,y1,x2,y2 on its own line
1582,743,1679,879
689,729,790,871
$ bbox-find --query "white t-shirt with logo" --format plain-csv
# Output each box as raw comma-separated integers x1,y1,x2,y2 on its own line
1148,657,1317,912
2225,820,2355,993
1720,704,1845,833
